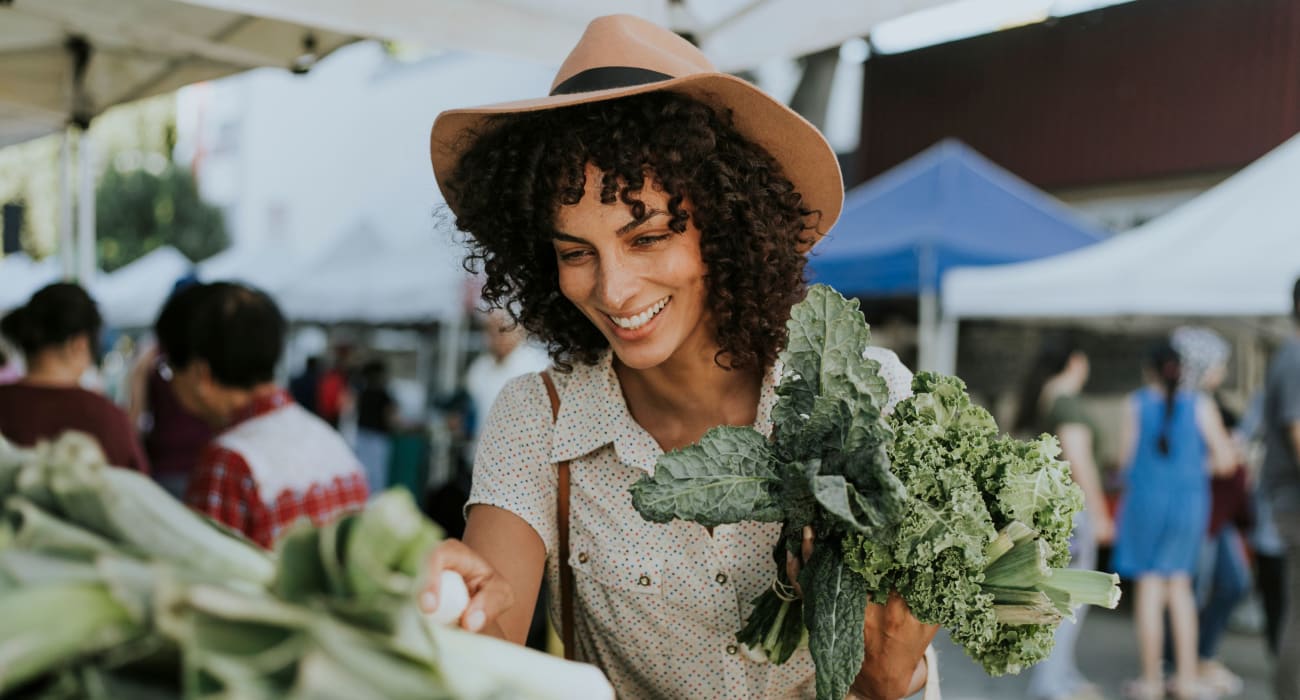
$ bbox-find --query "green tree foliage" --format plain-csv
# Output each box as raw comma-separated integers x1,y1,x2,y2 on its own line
95,164,228,272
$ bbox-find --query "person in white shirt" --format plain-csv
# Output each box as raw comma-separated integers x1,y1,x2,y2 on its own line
465,309,550,436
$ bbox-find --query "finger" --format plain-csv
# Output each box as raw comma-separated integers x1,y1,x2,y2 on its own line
461,575,515,632
785,551,803,598
421,539,487,612
801,526,814,563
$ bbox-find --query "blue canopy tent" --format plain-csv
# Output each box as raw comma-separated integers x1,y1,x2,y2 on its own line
806,139,1107,370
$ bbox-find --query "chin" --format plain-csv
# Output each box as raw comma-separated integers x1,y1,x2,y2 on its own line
607,339,678,371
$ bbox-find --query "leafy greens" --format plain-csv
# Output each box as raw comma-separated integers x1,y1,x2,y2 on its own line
629,285,1119,697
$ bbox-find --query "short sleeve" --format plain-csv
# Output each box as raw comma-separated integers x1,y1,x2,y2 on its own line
465,372,559,556
864,346,914,415
1046,395,1089,429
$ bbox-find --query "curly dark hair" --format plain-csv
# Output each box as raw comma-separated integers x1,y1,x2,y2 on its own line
446,91,819,371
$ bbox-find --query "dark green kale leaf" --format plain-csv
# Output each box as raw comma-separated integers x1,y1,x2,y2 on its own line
629,427,782,528
802,544,869,700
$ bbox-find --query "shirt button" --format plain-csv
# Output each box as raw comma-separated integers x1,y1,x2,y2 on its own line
577,552,589,564
715,573,728,585
637,575,652,586
726,644,739,655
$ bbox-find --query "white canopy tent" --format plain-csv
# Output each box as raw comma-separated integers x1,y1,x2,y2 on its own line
92,245,194,329
0,0,360,148
943,131,1300,321
934,131,1300,379
0,253,61,314
0,0,362,280
195,240,319,295
2,245,193,329
180,0,950,73
273,223,464,325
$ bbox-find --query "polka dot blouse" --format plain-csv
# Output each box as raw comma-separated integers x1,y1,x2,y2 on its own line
467,347,916,699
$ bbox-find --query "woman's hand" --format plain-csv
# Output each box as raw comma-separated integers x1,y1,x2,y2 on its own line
786,527,937,699
420,538,516,635
851,592,939,700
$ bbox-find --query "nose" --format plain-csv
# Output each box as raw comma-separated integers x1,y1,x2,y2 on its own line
596,252,639,311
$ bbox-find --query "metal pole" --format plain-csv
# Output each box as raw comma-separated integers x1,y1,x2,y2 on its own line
59,128,76,280
437,316,463,397
77,131,95,284
918,288,937,371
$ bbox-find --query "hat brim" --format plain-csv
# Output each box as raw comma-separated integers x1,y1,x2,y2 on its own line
430,72,843,237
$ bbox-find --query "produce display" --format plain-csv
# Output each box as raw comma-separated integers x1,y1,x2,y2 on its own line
630,285,1120,699
0,432,613,700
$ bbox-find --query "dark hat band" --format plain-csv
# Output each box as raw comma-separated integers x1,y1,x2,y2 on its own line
549,66,674,96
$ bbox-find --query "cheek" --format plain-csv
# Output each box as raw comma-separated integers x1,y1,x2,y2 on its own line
555,263,592,309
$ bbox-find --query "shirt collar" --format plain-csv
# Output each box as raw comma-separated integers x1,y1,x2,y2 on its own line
226,387,294,430
548,351,781,474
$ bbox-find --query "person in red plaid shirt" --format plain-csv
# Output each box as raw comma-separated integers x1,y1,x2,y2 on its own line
154,281,368,549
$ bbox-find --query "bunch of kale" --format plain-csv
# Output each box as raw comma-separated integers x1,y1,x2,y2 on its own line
629,285,1118,699
631,286,906,700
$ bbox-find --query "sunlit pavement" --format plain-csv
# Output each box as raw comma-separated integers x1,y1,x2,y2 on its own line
926,607,1273,700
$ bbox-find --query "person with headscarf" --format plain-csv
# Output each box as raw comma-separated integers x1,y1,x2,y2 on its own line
1169,326,1250,696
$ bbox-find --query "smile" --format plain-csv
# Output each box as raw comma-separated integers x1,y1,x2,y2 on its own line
608,296,670,331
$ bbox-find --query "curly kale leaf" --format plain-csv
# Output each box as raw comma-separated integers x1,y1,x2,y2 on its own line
629,427,782,528
992,436,1082,569
848,370,1086,676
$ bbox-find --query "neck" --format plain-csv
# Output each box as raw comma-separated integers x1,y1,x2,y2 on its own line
213,382,282,427
614,342,763,432
23,354,84,388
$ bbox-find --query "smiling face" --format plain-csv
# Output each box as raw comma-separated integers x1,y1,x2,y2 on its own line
551,164,712,371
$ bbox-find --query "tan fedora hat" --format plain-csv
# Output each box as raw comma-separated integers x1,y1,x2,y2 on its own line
429,14,844,236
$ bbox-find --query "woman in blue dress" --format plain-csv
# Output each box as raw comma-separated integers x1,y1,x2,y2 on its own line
1112,343,1236,700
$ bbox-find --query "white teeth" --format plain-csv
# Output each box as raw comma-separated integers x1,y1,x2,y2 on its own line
610,297,669,330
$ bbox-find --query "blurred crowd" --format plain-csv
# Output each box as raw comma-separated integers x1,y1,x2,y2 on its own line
1015,279,1300,700
0,278,547,551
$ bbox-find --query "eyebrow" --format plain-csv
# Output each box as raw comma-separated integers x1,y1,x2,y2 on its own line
553,208,670,243
616,208,668,236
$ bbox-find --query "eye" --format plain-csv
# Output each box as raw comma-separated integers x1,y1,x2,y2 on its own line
558,248,593,263
632,233,672,248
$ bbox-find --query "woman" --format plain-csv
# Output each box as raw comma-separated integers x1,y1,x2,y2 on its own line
1016,337,1112,700
1112,342,1235,700
0,282,149,472
1169,326,1251,696
421,15,937,700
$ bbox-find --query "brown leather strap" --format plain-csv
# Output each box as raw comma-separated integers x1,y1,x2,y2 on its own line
540,372,576,661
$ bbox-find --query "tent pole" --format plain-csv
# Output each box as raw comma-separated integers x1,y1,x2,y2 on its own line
59,127,76,280
77,131,96,284
918,288,938,371
437,316,463,397
935,314,959,376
